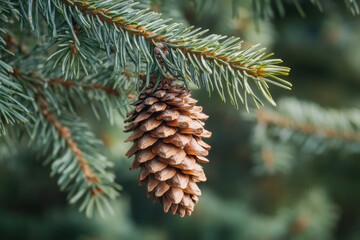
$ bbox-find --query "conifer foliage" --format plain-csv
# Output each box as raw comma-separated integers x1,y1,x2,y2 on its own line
1,0,291,216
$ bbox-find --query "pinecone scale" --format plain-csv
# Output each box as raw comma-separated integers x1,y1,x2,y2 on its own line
125,78,211,217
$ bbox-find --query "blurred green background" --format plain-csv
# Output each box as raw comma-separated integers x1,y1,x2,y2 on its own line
2,1,360,239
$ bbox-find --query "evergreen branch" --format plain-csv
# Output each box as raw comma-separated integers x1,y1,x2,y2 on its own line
46,22,102,79
0,65,30,135
251,98,360,174
198,189,337,239
63,0,289,78
252,123,295,175
191,0,360,18
135,0,188,24
13,65,133,122
38,98,98,183
14,68,121,97
45,73,130,121
8,56,124,217
284,189,338,239
256,98,360,143
344,0,360,15
0,1,19,21
32,97,120,217
29,0,291,110
252,0,320,18
47,77,121,96
250,0,359,18
0,25,31,135
190,0,217,15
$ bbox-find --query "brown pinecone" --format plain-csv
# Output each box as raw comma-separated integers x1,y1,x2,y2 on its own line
125,78,211,217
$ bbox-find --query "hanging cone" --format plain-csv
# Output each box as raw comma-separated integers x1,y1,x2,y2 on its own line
125,78,211,217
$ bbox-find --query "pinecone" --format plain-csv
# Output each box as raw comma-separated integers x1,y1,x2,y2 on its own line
125,78,211,217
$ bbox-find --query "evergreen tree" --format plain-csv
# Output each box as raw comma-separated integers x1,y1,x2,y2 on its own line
1,0,360,239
